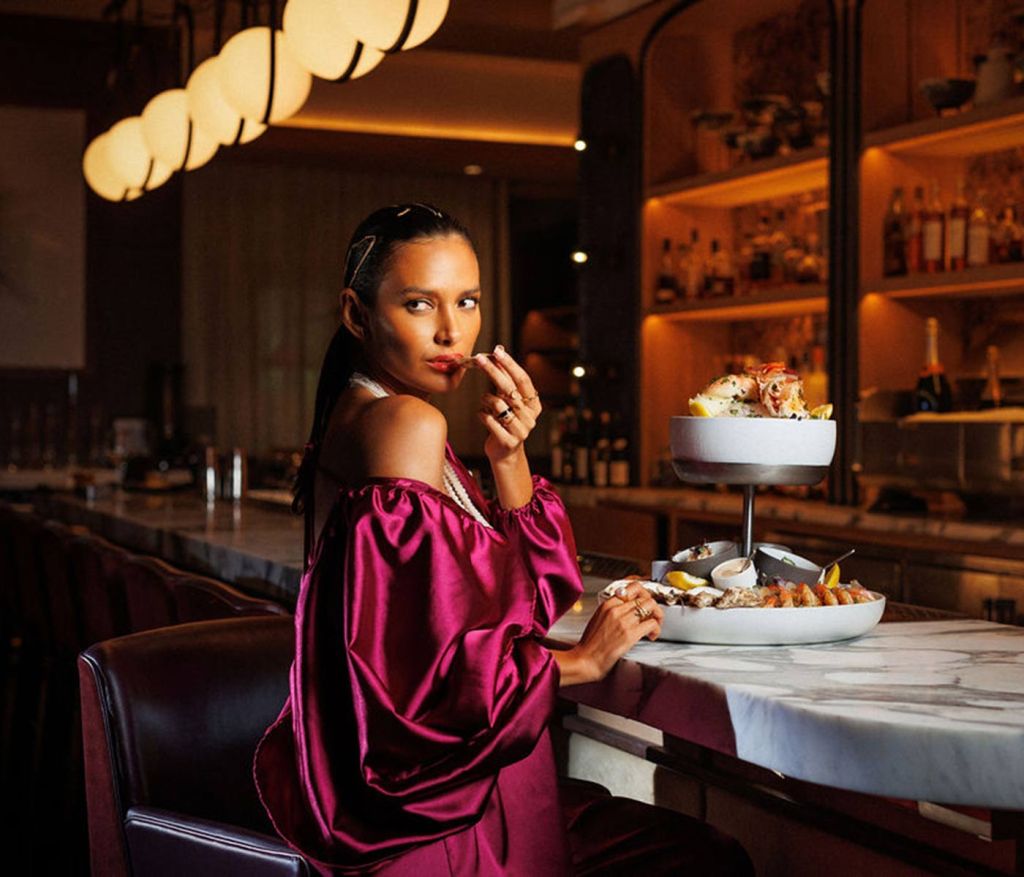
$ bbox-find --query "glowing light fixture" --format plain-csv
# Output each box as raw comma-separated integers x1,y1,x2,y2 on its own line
337,0,450,52
283,0,384,81
186,57,266,145
571,250,588,264
83,133,130,201
141,88,219,171
463,163,483,176
574,138,587,151
571,365,587,379
106,116,173,194
217,26,312,124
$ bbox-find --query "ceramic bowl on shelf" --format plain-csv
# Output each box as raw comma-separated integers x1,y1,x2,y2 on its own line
919,77,976,112
669,417,837,486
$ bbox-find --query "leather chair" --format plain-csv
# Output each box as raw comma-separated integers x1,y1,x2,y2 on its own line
78,616,310,876
37,520,84,661
171,573,290,623
119,555,181,633
68,532,131,647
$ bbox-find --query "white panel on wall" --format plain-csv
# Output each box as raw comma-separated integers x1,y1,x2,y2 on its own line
0,106,86,369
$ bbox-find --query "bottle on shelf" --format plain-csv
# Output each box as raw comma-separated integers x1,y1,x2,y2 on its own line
560,405,577,483
883,187,908,277
592,411,612,487
750,213,773,284
907,185,926,273
804,345,829,410
576,408,594,485
994,206,1023,263
922,179,946,273
655,238,679,304
704,239,736,298
680,229,704,300
913,317,953,413
609,422,630,487
769,208,791,283
549,411,565,483
980,344,1003,410
948,178,969,271
967,194,991,268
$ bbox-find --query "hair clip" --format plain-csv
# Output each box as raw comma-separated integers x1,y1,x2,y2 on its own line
347,234,376,284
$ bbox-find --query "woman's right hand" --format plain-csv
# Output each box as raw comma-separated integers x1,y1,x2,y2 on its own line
561,581,663,685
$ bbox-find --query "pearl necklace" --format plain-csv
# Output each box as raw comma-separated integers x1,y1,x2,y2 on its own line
348,372,493,528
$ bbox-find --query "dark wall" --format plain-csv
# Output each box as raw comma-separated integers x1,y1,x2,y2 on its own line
0,14,182,463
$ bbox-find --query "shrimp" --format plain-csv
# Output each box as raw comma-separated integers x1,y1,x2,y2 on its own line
748,362,809,419
703,373,758,402
814,584,839,606
835,587,855,605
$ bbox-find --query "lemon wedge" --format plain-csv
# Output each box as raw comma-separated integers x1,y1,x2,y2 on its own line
664,570,709,590
823,563,841,589
689,397,713,417
810,403,834,420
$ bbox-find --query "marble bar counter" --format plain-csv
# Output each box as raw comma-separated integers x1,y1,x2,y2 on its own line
41,491,304,605
550,596,1024,810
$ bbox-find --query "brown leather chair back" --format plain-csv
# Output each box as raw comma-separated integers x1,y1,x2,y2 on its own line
37,520,83,658
172,574,290,623
78,616,298,876
68,533,131,646
120,555,181,633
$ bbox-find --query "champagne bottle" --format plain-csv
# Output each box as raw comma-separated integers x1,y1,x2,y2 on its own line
980,345,1003,410
913,317,952,412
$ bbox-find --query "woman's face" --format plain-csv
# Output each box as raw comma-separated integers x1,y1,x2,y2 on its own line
351,233,482,398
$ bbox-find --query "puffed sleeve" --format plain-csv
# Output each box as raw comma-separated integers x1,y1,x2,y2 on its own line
253,478,582,874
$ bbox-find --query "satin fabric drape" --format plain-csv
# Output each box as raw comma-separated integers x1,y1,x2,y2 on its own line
254,447,583,875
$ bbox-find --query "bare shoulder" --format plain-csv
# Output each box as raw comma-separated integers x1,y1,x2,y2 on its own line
353,395,447,488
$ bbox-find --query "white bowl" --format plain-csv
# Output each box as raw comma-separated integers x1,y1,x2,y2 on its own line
711,557,758,590
670,417,836,485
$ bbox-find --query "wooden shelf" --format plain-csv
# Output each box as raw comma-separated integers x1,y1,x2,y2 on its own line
646,147,828,208
863,263,1024,301
864,95,1024,159
644,285,828,322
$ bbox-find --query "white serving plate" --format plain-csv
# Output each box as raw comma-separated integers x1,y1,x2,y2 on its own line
670,416,837,466
657,593,886,645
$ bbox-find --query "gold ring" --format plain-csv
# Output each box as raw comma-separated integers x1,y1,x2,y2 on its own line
506,389,523,403
522,393,538,403
633,598,652,621
497,407,515,422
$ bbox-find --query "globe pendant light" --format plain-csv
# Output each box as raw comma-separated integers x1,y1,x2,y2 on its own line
105,116,173,194
336,0,450,53
141,88,219,171
217,26,312,124
186,56,266,146
83,133,130,201
282,0,383,81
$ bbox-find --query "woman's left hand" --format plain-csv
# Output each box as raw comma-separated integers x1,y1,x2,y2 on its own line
474,345,542,464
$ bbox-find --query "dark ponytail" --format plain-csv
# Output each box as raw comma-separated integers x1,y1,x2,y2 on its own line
293,203,474,551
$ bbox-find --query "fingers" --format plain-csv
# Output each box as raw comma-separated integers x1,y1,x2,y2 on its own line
481,393,535,433
478,409,524,450
474,347,542,416
491,347,541,413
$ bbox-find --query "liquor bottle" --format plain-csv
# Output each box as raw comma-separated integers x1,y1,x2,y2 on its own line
948,178,969,271
804,345,829,410
913,317,952,412
922,180,946,272
654,238,679,304
592,411,612,488
549,411,565,483
560,406,577,483
575,408,594,485
769,209,791,283
609,428,630,487
967,196,991,268
883,187,908,277
681,229,703,300
750,213,773,283
705,239,736,297
994,207,1023,263
907,185,926,273
980,345,1003,409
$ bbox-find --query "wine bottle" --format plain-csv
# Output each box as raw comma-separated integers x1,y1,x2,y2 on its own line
907,185,926,273
913,317,952,412
883,187,908,277
948,178,969,271
922,179,945,272
609,433,630,487
575,408,593,485
967,196,991,268
592,411,611,487
980,345,1003,410
655,238,679,304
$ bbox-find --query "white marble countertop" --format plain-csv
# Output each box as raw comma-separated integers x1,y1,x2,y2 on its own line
552,593,1024,809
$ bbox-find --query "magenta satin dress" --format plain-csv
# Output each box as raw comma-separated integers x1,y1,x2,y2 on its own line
254,445,584,875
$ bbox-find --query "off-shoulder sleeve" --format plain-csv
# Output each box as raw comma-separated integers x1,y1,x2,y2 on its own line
489,475,584,631
253,478,581,873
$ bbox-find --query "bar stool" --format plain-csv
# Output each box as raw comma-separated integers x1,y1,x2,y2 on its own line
68,533,132,648
171,574,290,623
78,617,308,877
119,555,182,634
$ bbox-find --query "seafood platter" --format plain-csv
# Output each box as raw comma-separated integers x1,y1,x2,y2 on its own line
609,364,884,644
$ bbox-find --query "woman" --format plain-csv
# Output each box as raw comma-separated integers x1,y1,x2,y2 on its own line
253,204,751,876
